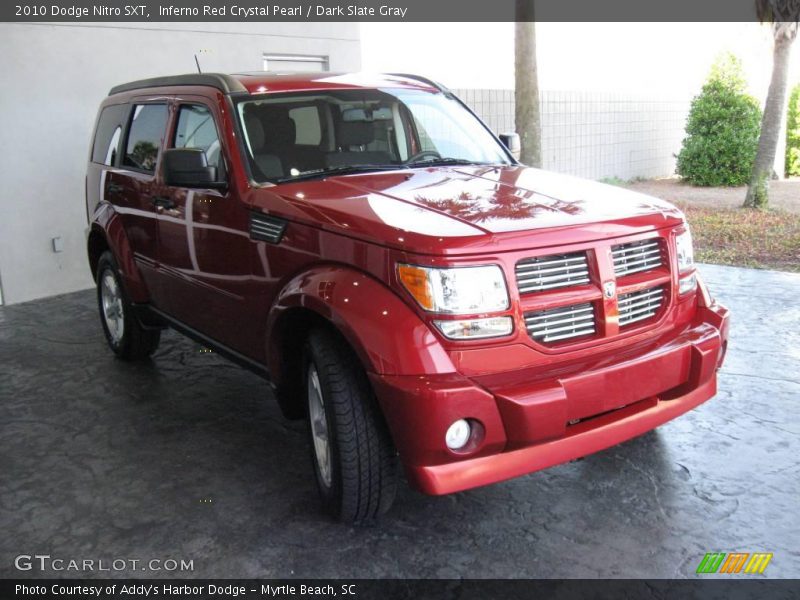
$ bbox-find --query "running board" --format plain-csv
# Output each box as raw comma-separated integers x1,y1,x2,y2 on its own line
133,304,271,381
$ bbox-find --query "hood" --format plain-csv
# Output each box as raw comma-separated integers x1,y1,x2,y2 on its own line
264,165,685,255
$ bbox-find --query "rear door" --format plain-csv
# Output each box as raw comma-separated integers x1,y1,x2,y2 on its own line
108,100,170,295
86,102,128,220
155,98,255,354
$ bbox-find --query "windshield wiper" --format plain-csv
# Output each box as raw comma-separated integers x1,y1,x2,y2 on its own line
274,164,406,183
404,158,499,168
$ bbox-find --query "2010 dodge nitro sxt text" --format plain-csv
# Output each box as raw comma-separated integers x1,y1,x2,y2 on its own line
85,72,729,523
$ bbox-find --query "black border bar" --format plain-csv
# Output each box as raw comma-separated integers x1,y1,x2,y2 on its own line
3,579,800,600
2,0,761,23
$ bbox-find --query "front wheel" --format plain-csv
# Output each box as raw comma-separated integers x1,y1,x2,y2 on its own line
96,251,160,360
304,329,399,523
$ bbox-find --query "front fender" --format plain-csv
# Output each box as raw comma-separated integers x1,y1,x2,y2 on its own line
267,265,456,377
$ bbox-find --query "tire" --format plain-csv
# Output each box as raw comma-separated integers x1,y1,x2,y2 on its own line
96,250,160,360
303,328,399,523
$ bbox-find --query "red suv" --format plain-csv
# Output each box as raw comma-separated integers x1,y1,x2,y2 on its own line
86,72,729,523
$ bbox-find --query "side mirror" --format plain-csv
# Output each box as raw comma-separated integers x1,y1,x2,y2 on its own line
499,132,521,161
162,148,226,190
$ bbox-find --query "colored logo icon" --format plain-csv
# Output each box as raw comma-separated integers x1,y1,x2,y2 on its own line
696,552,773,574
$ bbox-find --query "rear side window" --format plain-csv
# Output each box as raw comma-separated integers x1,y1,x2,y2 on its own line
174,104,222,170
91,104,128,166
124,104,168,173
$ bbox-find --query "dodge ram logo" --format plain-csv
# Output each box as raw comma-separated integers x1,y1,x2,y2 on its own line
603,281,616,299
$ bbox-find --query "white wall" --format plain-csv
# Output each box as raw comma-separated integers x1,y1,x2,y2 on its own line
0,22,361,305
457,88,690,181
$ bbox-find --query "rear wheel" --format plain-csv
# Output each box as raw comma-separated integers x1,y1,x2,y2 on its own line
96,251,160,360
304,328,398,523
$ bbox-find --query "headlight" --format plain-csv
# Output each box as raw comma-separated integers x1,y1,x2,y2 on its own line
675,228,694,273
398,264,509,314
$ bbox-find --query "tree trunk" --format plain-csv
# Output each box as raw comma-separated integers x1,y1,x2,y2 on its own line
515,17,542,168
744,31,794,208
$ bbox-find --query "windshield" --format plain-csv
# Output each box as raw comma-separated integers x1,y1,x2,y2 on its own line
236,88,512,183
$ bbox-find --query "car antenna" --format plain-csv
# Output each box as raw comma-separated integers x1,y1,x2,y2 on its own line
194,54,202,73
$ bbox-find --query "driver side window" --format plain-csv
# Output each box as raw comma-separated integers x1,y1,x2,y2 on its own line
174,104,223,175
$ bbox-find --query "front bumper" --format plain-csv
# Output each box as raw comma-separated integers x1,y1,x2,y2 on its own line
370,301,729,495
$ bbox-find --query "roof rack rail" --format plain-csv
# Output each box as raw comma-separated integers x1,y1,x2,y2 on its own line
385,73,451,94
108,73,248,96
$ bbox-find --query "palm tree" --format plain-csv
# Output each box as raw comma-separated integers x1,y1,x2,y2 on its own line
744,1,800,208
515,1,542,167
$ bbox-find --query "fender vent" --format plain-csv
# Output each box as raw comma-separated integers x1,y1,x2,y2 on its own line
250,213,287,243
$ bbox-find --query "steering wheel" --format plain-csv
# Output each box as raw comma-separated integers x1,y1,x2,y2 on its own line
405,150,441,164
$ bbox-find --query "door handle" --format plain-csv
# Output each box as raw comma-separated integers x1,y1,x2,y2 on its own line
151,196,175,210
107,182,124,194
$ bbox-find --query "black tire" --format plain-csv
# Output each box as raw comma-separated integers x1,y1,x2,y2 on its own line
303,328,399,523
96,250,160,360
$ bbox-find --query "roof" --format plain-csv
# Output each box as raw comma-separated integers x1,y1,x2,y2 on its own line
108,72,444,97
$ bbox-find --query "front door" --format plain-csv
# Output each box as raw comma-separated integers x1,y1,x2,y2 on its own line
155,100,255,356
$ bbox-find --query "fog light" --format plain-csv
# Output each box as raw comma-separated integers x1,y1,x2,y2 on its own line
679,272,697,295
434,316,513,340
445,419,471,450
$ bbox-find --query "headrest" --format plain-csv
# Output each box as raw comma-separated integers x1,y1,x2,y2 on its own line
268,113,296,147
338,121,374,147
251,106,295,147
245,115,265,151
245,106,297,150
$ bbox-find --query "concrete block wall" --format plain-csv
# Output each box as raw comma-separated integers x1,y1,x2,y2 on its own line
455,88,691,181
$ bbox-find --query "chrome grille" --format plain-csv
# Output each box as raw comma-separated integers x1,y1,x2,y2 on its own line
618,286,665,327
525,302,596,343
515,252,590,293
612,239,662,277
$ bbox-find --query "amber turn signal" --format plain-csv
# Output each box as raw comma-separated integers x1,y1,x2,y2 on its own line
398,264,434,311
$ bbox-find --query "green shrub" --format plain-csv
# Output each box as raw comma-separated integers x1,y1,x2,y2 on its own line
676,53,762,186
786,83,800,177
